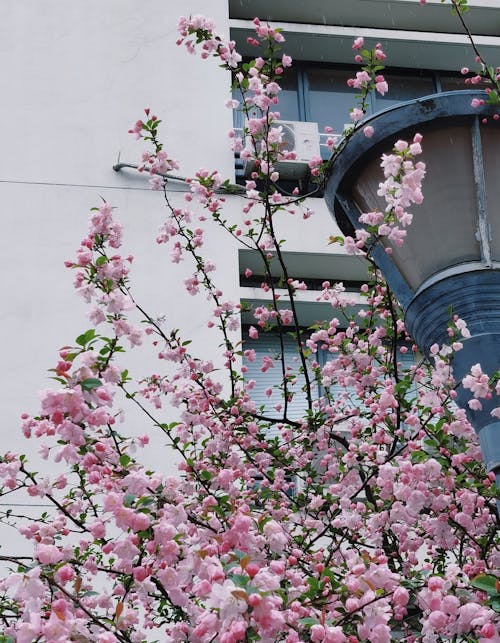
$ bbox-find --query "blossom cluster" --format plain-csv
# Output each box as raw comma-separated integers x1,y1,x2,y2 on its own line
343,133,426,254
346,38,387,136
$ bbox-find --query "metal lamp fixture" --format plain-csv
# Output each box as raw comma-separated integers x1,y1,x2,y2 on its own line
325,90,500,502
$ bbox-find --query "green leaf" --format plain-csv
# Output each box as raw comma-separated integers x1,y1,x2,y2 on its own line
119,454,131,468
49,376,70,385
231,574,249,588
410,450,429,463
471,574,498,595
136,496,154,506
76,329,97,347
302,576,320,599
80,378,102,391
487,90,499,105
298,617,318,627
123,493,135,507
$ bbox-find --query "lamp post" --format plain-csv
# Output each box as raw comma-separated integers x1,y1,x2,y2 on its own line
325,90,500,507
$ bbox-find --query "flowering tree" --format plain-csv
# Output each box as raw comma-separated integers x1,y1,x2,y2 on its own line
0,5,499,643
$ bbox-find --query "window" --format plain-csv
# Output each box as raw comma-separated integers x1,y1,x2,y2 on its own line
306,66,360,135
371,71,435,112
234,62,470,164
243,331,310,422
243,328,416,425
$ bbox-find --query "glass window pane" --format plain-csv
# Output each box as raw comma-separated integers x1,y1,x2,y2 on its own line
440,74,489,92
307,67,357,135
373,73,435,112
275,69,300,121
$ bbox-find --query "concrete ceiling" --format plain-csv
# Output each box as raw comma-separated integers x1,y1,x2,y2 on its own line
229,1,500,70
230,17,500,70
228,0,500,37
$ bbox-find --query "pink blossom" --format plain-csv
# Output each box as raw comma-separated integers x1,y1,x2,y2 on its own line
480,623,497,638
350,108,364,122
324,627,347,642
263,519,288,552
35,543,64,565
428,610,448,629
55,564,75,583
463,363,491,398
149,176,163,190
206,580,247,622
375,78,388,96
97,634,118,643
350,70,371,89
16,616,43,643
428,576,445,591
310,624,326,641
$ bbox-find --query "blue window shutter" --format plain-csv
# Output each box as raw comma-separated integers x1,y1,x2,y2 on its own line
244,331,416,437
243,333,312,423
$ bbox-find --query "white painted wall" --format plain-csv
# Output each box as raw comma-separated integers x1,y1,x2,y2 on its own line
0,1,238,457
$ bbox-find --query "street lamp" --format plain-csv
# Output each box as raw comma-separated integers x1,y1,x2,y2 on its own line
325,90,500,503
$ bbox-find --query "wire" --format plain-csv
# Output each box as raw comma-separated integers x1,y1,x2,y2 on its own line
0,503,53,508
0,177,189,193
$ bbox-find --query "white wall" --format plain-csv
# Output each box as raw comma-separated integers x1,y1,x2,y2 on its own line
0,0,254,503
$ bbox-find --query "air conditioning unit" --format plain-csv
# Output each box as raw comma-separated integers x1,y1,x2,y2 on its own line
243,120,320,180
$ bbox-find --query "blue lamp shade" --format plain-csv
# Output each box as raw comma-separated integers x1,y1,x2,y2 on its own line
325,91,500,508
350,123,493,288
